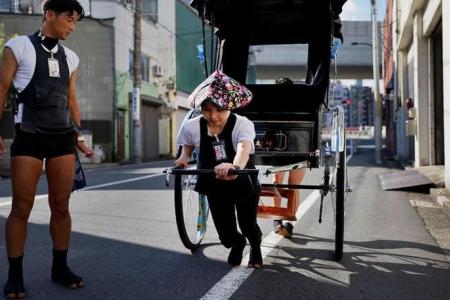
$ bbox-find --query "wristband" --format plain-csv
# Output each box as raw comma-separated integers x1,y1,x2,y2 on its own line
74,123,82,133
232,165,241,170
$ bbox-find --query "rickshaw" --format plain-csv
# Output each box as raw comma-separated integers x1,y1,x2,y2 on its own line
165,0,351,261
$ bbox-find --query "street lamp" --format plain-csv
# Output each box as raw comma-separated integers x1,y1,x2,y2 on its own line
370,0,382,164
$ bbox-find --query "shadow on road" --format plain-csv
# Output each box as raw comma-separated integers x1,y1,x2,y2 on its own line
239,232,450,299
0,216,228,299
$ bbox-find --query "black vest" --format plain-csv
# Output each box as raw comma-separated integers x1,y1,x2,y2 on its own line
16,32,74,134
195,113,258,198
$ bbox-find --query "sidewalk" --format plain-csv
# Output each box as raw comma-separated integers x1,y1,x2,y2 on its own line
351,147,450,262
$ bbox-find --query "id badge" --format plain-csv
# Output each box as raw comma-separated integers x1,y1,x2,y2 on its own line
212,140,227,162
48,58,60,78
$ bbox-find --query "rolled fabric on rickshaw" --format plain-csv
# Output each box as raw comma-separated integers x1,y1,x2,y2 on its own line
257,187,299,221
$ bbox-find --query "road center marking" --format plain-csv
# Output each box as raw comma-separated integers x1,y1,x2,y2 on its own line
0,173,163,207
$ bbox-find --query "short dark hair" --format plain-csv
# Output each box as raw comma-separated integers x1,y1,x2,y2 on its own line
200,99,227,111
43,0,85,20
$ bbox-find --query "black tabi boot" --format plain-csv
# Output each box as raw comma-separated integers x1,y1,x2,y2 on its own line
248,236,263,269
3,255,26,299
51,249,84,289
227,235,246,266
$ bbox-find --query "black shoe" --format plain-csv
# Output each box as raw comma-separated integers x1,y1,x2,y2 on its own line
247,246,263,269
52,265,84,289
227,235,246,266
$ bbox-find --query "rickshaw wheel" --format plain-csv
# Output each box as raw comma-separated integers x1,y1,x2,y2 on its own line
174,171,209,251
333,143,346,261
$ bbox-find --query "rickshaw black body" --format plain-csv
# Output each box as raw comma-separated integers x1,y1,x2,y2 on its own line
191,0,334,167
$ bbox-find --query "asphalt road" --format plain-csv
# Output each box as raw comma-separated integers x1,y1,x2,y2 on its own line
0,150,449,299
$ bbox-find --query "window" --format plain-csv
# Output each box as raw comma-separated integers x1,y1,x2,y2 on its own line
0,0,11,12
129,50,134,77
141,55,150,82
143,0,158,23
129,50,151,83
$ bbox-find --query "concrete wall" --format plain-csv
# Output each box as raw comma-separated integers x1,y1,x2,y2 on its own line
412,12,430,166
442,0,450,188
395,0,450,188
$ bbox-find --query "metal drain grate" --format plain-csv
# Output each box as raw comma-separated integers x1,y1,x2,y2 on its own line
379,170,434,191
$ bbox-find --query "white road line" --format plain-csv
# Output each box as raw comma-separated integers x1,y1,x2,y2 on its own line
201,154,353,300
78,173,162,191
200,188,321,300
0,173,163,207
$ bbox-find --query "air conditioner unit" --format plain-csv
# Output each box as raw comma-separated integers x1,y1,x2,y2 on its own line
152,65,163,78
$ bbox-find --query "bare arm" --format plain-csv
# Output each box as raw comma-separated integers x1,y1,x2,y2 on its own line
232,140,252,169
68,70,92,157
215,140,253,180
175,145,194,168
0,47,18,154
68,70,81,130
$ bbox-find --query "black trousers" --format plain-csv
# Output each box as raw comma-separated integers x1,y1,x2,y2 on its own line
206,189,262,249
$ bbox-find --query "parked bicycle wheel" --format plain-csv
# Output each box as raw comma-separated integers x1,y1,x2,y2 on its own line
174,170,209,250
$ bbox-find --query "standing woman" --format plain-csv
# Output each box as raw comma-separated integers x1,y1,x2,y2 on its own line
0,0,92,298
175,71,262,268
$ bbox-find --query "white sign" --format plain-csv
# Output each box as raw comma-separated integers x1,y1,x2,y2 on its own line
132,87,140,122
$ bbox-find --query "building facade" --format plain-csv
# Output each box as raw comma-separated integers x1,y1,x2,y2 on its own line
390,0,448,187
348,81,373,128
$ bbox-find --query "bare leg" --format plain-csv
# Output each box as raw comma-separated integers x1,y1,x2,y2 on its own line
273,172,285,207
6,156,43,256
46,154,83,289
46,154,75,250
4,156,43,299
288,169,306,209
273,169,306,238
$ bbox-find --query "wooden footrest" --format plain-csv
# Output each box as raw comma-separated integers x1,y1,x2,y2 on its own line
257,187,299,221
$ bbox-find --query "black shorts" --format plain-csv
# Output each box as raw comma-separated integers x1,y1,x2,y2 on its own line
10,127,76,161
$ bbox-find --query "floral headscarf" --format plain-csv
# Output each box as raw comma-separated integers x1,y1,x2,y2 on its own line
188,70,253,110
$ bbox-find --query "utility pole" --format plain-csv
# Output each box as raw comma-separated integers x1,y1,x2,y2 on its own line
132,0,142,162
371,0,382,164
